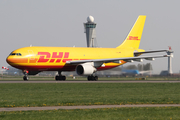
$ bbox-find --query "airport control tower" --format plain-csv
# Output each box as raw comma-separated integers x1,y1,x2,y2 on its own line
84,16,97,47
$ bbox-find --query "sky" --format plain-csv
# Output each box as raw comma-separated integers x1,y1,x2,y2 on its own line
0,0,179,74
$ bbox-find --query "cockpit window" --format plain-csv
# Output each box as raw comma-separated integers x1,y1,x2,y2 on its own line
9,53,22,56
11,53,16,55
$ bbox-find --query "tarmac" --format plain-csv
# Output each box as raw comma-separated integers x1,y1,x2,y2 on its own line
1,80,180,83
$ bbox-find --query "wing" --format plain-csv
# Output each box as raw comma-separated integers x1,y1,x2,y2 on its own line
66,55,170,65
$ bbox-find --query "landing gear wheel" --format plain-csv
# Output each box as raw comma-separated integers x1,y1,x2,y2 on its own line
87,76,98,81
62,76,66,81
88,76,92,81
55,75,66,81
55,76,59,81
94,76,98,81
23,70,29,81
23,76,28,81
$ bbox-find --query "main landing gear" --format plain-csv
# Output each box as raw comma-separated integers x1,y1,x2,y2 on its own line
87,75,98,81
23,70,28,81
55,71,66,81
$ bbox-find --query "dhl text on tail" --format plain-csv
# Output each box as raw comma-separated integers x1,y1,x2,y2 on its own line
6,15,170,81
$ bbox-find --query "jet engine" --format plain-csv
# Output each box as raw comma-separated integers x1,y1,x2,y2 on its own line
76,63,96,75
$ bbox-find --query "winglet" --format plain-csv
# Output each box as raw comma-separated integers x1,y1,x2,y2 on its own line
117,15,146,49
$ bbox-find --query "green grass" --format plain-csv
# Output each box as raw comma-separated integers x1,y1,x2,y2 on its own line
0,107,180,120
0,83,180,107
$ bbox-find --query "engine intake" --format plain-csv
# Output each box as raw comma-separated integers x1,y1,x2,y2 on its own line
76,64,96,75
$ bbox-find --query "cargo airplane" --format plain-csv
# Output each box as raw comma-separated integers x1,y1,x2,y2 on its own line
6,15,169,81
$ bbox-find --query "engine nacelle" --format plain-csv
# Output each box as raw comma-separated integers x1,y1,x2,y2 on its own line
76,64,96,76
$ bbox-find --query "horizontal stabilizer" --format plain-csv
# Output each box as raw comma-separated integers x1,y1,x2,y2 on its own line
134,50,169,56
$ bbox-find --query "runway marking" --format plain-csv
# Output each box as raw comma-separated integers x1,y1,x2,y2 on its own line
1,104,180,112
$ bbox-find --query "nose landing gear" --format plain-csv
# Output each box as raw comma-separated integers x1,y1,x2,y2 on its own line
23,70,29,81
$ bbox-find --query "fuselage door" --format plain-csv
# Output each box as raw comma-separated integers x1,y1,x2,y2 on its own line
28,50,35,60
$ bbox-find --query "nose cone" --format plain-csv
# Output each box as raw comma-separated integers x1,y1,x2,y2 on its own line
6,55,20,69
6,55,28,64
6,56,13,65
6,55,18,65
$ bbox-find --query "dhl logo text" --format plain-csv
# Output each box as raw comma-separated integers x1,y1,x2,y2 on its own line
127,36,140,40
37,52,72,63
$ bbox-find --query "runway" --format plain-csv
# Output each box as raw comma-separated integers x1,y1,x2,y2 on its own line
1,104,180,112
0,80,180,83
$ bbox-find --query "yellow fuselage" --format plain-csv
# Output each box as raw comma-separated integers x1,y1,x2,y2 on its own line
6,46,144,71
